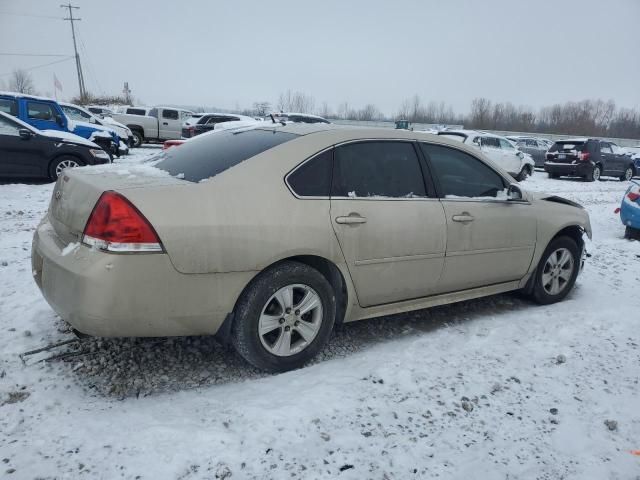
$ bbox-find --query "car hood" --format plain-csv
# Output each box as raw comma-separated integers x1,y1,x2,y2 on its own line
40,130,100,148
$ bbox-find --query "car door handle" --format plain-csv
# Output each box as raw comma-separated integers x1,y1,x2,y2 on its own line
335,214,367,225
162,122,168,125
452,213,474,223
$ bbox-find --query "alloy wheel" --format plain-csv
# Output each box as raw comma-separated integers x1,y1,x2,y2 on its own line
624,167,633,181
541,247,575,296
258,284,323,357
593,166,601,181
55,159,80,177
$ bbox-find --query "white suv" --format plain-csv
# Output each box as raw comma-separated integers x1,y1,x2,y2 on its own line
437,130,535,181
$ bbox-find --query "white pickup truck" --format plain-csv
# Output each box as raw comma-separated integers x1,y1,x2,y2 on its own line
112,107,194,147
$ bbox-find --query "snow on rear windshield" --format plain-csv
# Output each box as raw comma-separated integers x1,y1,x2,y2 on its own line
154,129,297,182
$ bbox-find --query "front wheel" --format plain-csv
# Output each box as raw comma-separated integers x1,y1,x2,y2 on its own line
620,166,634,182
48,156,83,181
531,236,580,305
231,261,336,373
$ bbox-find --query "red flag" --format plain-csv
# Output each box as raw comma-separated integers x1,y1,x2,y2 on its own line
53,74,63,92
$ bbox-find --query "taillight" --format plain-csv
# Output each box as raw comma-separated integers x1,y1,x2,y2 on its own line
578,151,590,162
82,191,163,253
628,191,640,202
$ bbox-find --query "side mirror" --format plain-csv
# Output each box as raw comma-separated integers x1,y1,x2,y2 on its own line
507,184,524,201
89,117,97,124
18,129,33,140
55,115,64,127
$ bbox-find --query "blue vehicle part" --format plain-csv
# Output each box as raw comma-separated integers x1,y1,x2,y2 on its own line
620,180,640,231
0,93,117,150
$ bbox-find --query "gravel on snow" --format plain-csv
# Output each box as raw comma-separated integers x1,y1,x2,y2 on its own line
1,152,639,479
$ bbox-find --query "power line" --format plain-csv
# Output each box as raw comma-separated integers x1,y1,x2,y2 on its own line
0,53,72,57
0,57,74,77
0,11,61,20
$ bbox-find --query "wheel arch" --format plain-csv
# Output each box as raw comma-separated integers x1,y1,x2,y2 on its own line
48,153,86,175
216,255,350,345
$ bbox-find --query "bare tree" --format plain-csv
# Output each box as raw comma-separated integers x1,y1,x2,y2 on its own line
252,101,271,116
277,90,315,113
9,69,36,94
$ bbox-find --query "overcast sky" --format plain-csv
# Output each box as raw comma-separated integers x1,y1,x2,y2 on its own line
1,0,639,115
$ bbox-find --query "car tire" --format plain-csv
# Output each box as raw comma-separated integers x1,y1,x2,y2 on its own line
620,166,634,182
585,164,601,182
625,226,640,240
131,130,143,148
48,156,83,181
516,166,531,182
531,236,581,305
231,261,336,373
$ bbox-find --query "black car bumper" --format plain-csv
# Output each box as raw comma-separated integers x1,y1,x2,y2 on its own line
544,161,592,177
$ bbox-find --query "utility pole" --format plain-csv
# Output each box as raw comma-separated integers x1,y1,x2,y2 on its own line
61,3,87,101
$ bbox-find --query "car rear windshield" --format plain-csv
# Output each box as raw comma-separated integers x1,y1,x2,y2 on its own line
154,128,298,182
550,141,587,152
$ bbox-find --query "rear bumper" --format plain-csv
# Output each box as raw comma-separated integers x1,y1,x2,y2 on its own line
31,216,256,337
544,161,592,177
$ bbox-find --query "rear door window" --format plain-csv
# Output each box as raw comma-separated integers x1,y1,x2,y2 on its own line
154,128,297,182
0,98,18,116
420,143,506,198
331,141,427,198
481,137,501,149
600,143,612,154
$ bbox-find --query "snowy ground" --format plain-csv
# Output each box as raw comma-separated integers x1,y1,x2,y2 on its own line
1,149,639,479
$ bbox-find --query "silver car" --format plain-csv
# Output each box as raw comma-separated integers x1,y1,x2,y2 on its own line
32,124,591,372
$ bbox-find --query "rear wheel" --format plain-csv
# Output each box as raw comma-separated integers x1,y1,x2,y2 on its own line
531,236,580,305
516,165,531,182
48,156,83,181
231,261,336,373
131,130,143,148
585,164,601,182
620,166,634,181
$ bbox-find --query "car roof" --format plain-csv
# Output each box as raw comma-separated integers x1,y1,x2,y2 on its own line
0,90,57,102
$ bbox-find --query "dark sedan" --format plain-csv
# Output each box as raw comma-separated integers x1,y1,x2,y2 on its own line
0,112,111,181
181,113,256,138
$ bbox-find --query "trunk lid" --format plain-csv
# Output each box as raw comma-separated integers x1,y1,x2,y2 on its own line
48,164,184,245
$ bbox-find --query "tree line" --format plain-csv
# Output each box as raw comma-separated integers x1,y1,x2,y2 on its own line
3,68,639,139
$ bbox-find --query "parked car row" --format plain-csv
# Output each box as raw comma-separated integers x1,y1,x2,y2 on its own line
0,111,111,180
0,92,124,158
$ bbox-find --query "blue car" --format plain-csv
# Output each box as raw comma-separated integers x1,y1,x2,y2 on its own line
619,180,640,239
0,92,119,157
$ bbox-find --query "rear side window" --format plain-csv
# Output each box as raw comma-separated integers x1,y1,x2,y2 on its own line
155,129,297,182
0,115,20,136
332,141,426,198
421,143,505,198
551,141,587,152
288,149,332,197
480,137,500,148
127,108,147,116
27,101,55,121
0,98,18,116
600,143,612,154
162,109,179,120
